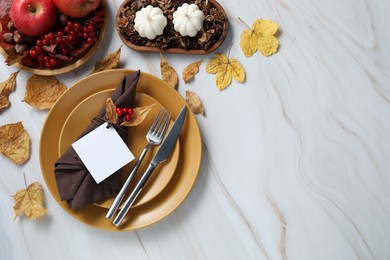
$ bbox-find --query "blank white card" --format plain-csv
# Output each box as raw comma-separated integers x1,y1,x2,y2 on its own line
72,122,134,184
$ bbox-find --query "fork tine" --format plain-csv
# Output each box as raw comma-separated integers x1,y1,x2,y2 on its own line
149,109,163,134
157,110,171,138
155,109,168,134
152,109,166,135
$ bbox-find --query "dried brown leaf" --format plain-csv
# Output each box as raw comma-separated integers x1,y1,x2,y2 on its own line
41,44,57,54
105,98,118,124
0,122,30,164
0,71,19,110
23,75,67,109
121,104,155,127
160,53,178,89
13,182,47,221
185,90,205,116
5,48,28,65
182,60,202,83
89,45,122,75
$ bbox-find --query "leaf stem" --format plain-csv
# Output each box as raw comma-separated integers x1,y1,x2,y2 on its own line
23,172,27,189
238,17,251,30
227,43,233,59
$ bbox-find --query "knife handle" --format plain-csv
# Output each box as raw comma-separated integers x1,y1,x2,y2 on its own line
106,144,151,219
113,163,156,227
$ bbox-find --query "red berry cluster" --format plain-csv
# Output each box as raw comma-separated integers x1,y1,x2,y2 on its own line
20,9,105,69
116,107,134,121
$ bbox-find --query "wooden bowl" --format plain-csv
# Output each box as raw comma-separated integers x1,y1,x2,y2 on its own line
0,0,108,75
116,0,228,54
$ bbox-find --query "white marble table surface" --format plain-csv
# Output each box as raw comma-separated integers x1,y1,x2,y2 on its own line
1,0,389,259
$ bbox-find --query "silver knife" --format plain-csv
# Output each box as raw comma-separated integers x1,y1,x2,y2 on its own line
113,106,187,227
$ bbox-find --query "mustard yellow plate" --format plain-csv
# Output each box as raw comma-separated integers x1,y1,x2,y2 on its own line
39,69,202,231
59,90,180,208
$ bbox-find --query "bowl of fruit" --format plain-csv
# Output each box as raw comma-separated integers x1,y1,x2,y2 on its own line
0,0,107,75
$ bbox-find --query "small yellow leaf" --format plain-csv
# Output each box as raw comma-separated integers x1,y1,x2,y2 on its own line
23,75,67,109
182,60,202,83
0,71,19,110
240,30,258,57
121,104,155,127
239,18,279,57
89,45,122,75
160,53,178,89
105,98,118,124
206,53,228,74
13,182,47,221
230,59,246,83
185,90,205,116
206,53,245,91
0,122,30,165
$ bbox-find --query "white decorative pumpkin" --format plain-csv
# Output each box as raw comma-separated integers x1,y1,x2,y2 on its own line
134,6,167,40
172,3,205,37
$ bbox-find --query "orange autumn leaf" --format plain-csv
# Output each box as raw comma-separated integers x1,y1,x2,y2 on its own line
23,75,67,109
13,182,47,221
121,104,155,127
182,60,202,83
0,122,30,165
160,53,178,89
0,71,19,110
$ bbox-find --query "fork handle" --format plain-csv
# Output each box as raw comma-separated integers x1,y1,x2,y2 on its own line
113,163,156,226
106,143,151,219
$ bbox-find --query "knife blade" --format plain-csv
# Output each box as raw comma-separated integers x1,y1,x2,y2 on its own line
113,106,187,226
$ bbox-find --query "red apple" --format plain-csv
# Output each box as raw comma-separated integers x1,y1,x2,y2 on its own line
10,0,57,37
53,0,101,18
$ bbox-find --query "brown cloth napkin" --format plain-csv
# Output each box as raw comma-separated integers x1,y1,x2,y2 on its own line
54,70,140,209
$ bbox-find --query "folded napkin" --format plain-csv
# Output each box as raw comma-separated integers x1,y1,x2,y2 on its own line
54,70,140,209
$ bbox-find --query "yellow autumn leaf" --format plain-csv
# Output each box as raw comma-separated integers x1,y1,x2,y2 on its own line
182,60,202,83
105,98,118,124
23,75,67,109
0,122,30,165
205,53,229,74
206,53,245,91
88,45,122,75
239,18,279,57
185,90,205,116
13,182,47,221
160,53,178,89
121,104,155,127
0,71,19,110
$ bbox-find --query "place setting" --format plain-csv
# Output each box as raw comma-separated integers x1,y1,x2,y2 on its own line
40,69,202,230
1,0,228,230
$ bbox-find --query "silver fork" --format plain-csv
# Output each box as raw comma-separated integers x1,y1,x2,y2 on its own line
106,108,171,219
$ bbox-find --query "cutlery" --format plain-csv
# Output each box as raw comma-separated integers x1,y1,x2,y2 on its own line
113,106,187,226
106,108,171,219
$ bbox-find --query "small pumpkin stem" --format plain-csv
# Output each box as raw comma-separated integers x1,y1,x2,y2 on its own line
238,17,251,30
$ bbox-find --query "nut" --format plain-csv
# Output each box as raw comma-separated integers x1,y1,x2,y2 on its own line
7,20,16,31
3,33,14,44
15,43,28,54
13,30,25,43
